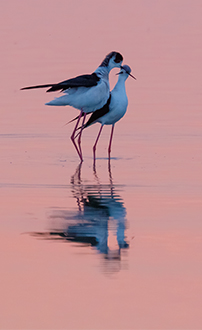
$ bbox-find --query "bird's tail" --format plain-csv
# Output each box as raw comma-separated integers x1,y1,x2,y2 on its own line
63,115,80,127
63,112,91,127
20,84,54,91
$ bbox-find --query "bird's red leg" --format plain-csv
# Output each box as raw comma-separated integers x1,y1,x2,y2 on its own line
93,125,103,165
77,112,87,160
71,110,83,162
108,124,115,159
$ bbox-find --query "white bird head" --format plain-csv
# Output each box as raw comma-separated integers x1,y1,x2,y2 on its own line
118,65,136,80
100,51,123,71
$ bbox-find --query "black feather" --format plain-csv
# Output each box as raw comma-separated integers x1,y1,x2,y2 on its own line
67,112,92,125
84,94,111,128
100,51,123,67
21,73,100,92
21,84,53,90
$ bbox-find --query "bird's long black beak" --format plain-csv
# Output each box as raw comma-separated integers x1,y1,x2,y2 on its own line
129,73,136,80
117,66,137,80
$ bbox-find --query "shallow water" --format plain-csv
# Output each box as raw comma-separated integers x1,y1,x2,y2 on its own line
1,1,202,329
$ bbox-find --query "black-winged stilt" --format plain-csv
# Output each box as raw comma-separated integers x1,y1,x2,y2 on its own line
21,52,123,161
78,65,136,162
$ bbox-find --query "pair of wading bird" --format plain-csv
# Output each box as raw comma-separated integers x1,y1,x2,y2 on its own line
21,51,136,162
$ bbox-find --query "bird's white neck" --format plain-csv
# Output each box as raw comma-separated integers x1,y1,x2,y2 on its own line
114,76,127,92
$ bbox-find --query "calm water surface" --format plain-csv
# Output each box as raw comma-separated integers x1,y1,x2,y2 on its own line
1,1,202,329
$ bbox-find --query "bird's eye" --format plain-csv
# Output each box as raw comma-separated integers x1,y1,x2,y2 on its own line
114,53,123,63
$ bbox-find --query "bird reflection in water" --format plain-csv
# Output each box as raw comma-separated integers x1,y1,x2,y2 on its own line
33,161,129,273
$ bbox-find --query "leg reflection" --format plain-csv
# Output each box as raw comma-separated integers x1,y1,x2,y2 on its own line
32,163,129,273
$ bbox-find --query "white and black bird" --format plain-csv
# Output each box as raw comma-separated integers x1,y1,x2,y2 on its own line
78,65,136,162
21,51,123,161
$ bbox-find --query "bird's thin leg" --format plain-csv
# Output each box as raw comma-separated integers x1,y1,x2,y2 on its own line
108,124,115,159
77,112,86,160
93,125,103,166
71,110,83,162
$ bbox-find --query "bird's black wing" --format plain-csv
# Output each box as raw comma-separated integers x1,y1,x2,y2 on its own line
84,94,111,128
47,73,100,92
21,73,100,92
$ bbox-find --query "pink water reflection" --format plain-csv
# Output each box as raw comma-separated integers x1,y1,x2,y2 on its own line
1,0,202,329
